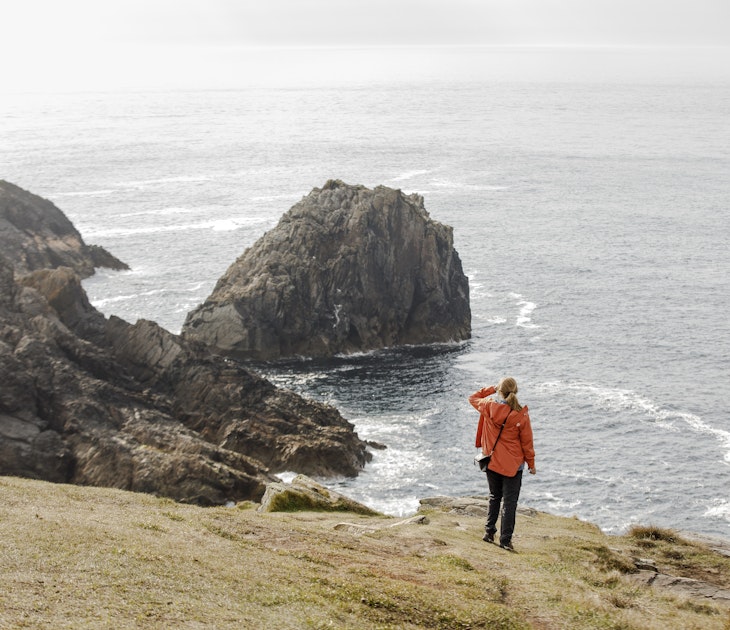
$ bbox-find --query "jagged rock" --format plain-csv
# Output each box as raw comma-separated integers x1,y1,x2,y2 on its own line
419,495,537,519
0,180,128,277
333,514,430,535
19,267,107,342
258,474,379,515
103,316,371,478
0,254,371,505
630,571,730,608
419,496,491,518
182,180,471,360
0,257,261,503
333,522,380,535
633,557,659,572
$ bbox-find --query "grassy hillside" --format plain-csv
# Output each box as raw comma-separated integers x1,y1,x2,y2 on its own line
1,476,728,629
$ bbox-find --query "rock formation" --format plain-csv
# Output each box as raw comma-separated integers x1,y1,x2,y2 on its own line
0,180,128,277
182,180,471,360
0,182,371,505
257,474,379,515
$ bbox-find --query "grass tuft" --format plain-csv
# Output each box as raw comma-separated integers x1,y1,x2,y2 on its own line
627,525,683,544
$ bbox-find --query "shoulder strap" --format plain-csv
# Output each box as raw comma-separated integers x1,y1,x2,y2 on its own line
487,408,510,455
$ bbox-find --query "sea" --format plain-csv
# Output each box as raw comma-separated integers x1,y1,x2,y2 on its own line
2,72,729,538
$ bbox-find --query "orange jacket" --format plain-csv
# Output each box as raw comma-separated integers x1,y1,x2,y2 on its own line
469,386,535,477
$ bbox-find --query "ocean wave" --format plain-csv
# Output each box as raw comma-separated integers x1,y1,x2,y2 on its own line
509,292,540,328
389,169,431,182
115,207,196,218
91,287,169,308
532,490,582,511
82,216,267,238
430,178,506,191
465,270,493,301
250,193,301,202
274,471,299,484
537,380,730,462
54,175,214,197
118,175,212,187
704,499,730,522
52,189,115,197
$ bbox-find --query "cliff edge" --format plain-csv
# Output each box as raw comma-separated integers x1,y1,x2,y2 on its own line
0,180,128,277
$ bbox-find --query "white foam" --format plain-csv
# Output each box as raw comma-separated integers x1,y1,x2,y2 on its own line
516,301,538,328
118,175,211,187
535,491,582,511
275,471,298,484
390,169,431,182
250,193,300,202
704,499,730,522
115,207,195,218
508,293,540,328
82,216,266,238
52,189,115,197
538,380,730,462
430,178,506,191
91,287,168,308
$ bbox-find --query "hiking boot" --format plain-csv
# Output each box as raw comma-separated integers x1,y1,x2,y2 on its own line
482,531,495,543
500,542,515,552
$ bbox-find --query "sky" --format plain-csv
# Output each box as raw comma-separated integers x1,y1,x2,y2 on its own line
1,0,729,91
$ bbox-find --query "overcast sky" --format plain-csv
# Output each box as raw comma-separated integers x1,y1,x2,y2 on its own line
2,0,729,91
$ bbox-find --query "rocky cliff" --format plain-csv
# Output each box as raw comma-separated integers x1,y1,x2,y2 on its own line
0,182,371,505
0,180,128,277
182,180,471,360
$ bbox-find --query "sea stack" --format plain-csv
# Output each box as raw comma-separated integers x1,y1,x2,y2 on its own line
182,180,471,360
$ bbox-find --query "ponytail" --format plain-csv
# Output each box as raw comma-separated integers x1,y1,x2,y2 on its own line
498,377,523,412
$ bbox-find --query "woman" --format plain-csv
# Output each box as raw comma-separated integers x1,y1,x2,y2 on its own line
469,377,536,551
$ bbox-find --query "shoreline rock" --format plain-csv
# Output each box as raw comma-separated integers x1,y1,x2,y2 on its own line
0,182,372,505
183,180,471,360
0,180,128,277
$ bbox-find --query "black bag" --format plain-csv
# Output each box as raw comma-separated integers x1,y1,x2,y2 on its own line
474,409,510,473
474,452,491,472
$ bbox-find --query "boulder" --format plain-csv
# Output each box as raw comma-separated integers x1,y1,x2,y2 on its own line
0,180,127,277
258,475,379,515
182,180,470,360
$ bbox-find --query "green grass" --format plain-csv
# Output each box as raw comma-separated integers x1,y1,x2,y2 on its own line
1,476,729,629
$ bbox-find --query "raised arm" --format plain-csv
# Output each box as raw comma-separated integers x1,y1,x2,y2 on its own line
468,385,497,412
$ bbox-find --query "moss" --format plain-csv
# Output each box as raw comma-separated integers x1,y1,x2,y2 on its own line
433,554,475,572
266,489,378,515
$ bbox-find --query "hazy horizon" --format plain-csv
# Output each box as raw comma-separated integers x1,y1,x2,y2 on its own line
2,0,729,92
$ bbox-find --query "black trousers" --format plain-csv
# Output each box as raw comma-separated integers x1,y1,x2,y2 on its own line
485,468,523,546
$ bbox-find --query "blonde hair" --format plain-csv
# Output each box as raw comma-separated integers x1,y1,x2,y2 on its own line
498,377,523,412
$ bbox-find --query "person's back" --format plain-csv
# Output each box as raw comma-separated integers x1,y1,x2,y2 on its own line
469,377,536,550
